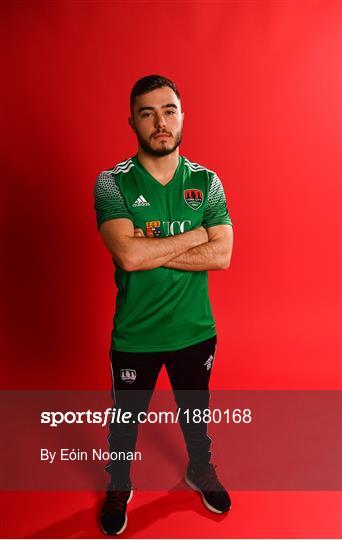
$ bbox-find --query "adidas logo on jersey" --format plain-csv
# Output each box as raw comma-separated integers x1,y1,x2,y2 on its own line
133,195,150,207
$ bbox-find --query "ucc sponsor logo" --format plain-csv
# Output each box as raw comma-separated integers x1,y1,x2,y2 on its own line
163,220,192,236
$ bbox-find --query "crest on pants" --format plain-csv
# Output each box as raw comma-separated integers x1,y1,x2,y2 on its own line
120,369,137,383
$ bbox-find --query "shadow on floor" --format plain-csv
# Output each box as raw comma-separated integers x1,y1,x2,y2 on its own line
28,481,230,539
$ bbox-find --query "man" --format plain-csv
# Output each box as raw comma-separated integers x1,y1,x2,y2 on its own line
94,74,233,535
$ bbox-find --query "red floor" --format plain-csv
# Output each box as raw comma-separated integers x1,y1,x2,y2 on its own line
0,490,341,538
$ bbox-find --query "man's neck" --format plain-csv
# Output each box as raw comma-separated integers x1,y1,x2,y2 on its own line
137,149,180,186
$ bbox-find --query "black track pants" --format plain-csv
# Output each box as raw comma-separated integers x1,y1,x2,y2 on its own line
105,336,217,488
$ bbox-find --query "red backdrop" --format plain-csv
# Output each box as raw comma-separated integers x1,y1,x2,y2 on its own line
2,1,341,391
1,1,341,538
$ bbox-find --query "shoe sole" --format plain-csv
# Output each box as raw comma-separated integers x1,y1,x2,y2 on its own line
185,475,231,514
100,489,133,536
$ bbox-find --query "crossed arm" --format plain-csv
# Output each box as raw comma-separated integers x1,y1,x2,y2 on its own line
99,218,233,272
162,225,233,271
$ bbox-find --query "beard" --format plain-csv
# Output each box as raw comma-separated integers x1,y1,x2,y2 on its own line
135,128,183,157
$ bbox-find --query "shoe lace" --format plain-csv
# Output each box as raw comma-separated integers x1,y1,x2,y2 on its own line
195,464,222,492
104,489,130,513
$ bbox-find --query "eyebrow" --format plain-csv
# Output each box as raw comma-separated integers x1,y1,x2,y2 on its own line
137,103,178,114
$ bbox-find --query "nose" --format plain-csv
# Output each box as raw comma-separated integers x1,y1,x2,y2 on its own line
155,111,166,129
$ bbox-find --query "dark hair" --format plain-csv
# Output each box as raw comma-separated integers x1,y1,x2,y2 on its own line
130,75,181,114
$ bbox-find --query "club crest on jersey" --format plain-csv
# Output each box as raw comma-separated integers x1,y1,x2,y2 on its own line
184,189,203,210
120,369,137,384
146,221,162,238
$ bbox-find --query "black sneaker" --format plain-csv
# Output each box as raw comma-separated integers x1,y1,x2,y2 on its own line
185,464,231,514
99,485,133,535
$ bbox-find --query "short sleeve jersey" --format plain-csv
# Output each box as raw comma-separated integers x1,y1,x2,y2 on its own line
94,154,233,352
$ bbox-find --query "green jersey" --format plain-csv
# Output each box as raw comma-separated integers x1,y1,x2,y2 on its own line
94,154,233,352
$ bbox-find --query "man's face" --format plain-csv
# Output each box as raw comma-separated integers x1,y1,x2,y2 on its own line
129,86,184,157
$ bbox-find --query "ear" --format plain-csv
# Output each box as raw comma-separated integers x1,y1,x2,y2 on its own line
128,117,136,132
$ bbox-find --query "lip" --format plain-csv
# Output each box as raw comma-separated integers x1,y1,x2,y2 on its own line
154,133,170,138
